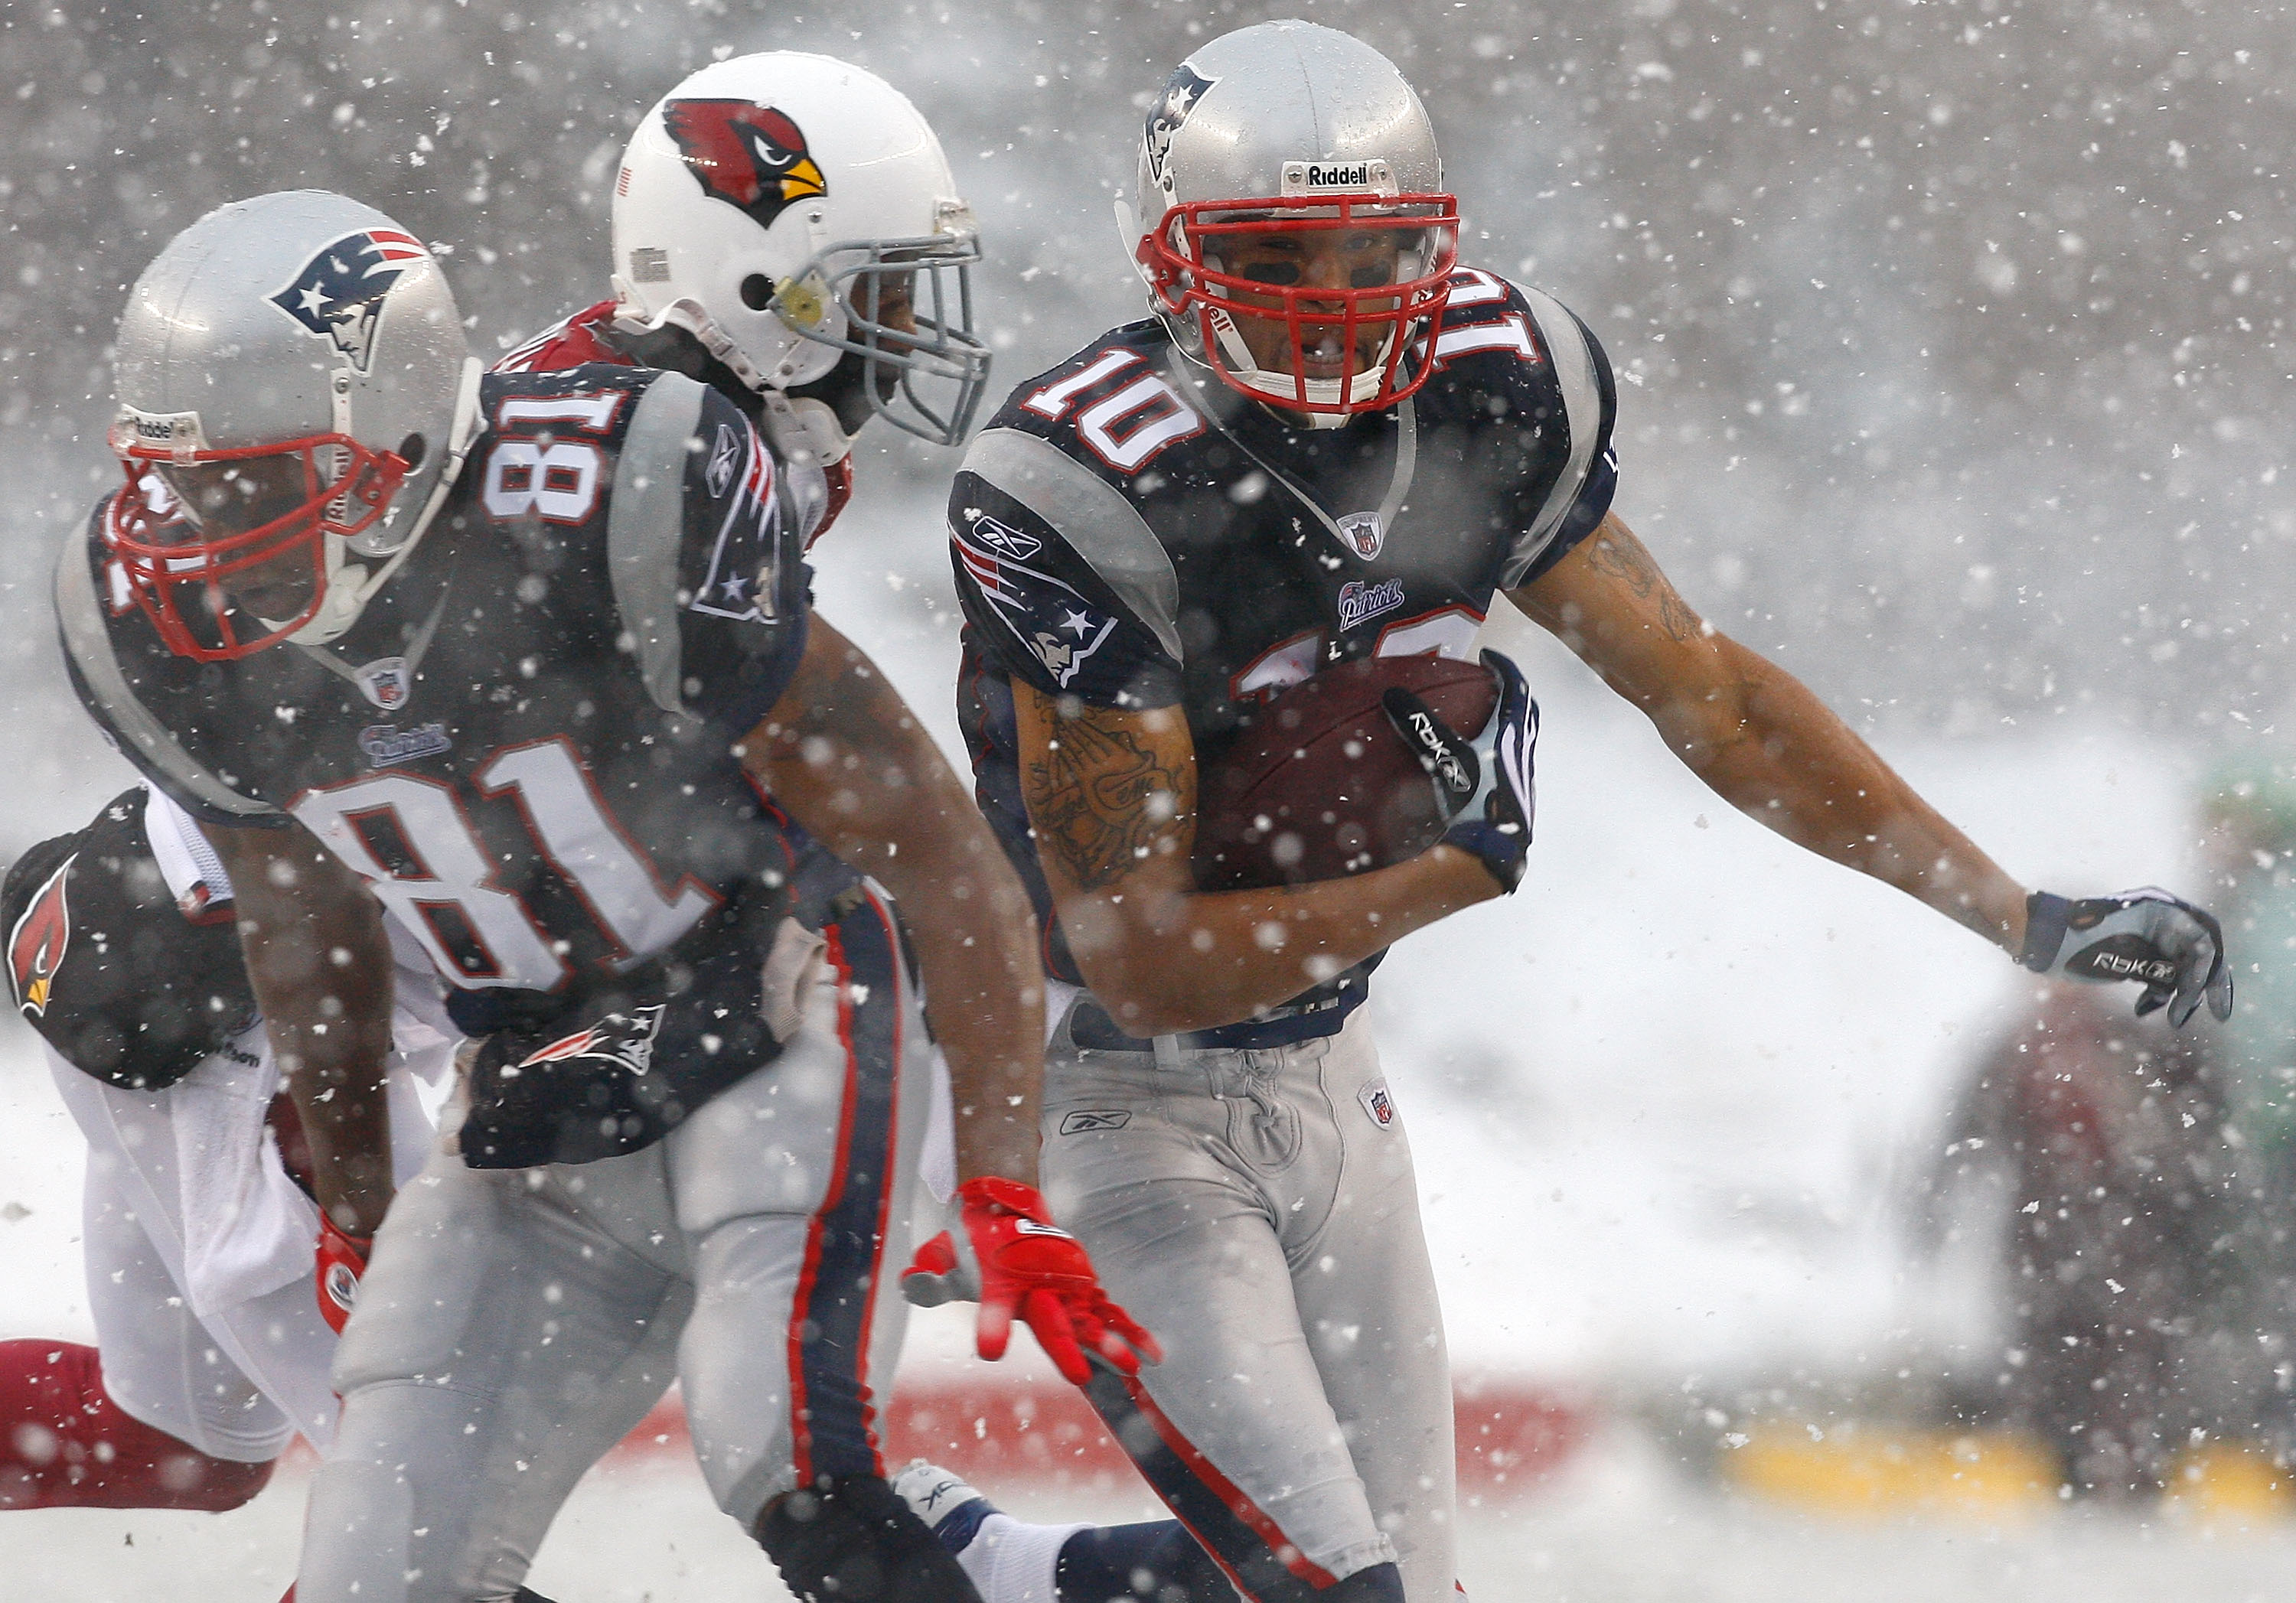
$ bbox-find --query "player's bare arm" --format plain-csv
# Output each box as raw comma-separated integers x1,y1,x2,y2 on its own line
1013,681,1499,1038
198,817,396,1235
739,616,1048,1188
1511,510,2030,950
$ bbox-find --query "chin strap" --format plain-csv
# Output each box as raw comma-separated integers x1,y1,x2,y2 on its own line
608,285,782,397
288,357,485,647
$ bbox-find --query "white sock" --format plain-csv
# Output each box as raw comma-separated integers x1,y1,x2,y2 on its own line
957,1512,1089,1603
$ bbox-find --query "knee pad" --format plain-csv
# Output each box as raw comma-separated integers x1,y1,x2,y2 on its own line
753,1472,981,1602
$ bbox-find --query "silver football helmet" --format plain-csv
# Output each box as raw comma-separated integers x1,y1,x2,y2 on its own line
107,190,482,660
1124,21,1459,420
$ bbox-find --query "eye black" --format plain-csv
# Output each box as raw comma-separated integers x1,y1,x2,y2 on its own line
1239,262,1302,287
1349,267,1392,289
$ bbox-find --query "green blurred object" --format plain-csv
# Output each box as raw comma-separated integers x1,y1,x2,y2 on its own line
2203,753,2296,1153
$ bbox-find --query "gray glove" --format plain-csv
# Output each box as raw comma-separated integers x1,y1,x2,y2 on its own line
2020,887,2233,1028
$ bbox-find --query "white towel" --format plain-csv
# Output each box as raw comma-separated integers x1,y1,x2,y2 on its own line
170,1026,320,1319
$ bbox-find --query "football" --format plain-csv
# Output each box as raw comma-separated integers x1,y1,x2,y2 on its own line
1193,653,1501,891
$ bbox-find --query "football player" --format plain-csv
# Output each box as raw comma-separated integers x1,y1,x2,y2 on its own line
922,21,2235,1603
497,51,991,541
0,785,456,1515
54,190,1150,1603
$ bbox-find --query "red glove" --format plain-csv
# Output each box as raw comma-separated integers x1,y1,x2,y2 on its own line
316,1216,371,1337
902,1177,1163,1385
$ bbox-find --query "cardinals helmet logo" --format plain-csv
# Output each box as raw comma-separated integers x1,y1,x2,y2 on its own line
267,228,431,373
661,99,828,232
8,855,73,1018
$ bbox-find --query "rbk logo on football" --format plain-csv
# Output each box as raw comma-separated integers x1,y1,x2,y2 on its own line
661,99,827,232
8,855,74,1018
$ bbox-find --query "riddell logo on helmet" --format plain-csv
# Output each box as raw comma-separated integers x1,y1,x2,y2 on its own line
661,99,827,233
1280,160,1398,197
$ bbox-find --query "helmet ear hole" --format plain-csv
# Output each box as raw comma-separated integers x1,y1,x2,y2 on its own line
396,432,427,471
739,274,775,312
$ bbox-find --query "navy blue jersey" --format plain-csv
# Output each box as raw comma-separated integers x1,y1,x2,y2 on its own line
57,367,848,1155
951,270,1616,1046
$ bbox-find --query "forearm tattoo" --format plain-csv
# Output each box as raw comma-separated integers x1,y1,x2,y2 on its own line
1588,528,1701,644
1025,705,1193,891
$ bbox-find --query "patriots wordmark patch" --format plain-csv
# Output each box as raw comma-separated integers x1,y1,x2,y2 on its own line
1059,1109,1133,1135
1358,1078,1397,1129
268,228,431,373
1337,577,1406,630
7,855,73,1018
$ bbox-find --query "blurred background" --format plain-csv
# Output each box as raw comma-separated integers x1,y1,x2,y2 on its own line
5,1,2296,1597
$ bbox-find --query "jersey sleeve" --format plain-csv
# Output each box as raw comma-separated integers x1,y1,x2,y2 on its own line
947,429,1185,710
605,373,810,733
1498,286,1620,591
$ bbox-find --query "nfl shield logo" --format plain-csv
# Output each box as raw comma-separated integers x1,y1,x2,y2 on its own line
1357,1078,1397,1129
353,657,412,711
1337,511,1384,560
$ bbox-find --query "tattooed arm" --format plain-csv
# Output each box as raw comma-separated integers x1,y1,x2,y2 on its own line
1511,510,2029,951
1013,684,1499,1036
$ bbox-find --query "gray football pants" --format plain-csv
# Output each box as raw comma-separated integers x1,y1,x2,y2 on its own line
296,892,933,1603
1040,1005,1456,1603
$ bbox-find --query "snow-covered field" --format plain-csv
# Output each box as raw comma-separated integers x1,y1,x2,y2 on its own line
0,484,2244,1592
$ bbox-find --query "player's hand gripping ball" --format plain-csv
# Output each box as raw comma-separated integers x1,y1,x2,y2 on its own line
1381,647,1541,892
2021,887,2234,1028
315,1215,371,1337
1192,654,1503,891
901,1177,1163,1385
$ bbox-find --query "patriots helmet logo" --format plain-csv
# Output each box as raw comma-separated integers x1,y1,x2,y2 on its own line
267,228,432,373
1144,64,1218,195
8,855,74,1018
661,99,827,232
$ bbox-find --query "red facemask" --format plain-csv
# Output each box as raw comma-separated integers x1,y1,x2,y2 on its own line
1140,191,1461,415
104,428,408,662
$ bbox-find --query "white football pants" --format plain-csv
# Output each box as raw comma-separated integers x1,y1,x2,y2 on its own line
296,891,934,1603
1041,1004,1456,1603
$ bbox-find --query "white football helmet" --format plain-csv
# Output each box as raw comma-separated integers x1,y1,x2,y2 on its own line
106,190,483,660
612,52,990,446
1124,21,1459,421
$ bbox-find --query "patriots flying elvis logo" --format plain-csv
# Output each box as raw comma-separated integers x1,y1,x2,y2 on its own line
267,229,431,373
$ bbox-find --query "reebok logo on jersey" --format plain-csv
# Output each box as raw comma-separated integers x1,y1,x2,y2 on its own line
7,854,73,1018
967,512,1041,560
1338,577,1406,630
706,423,742,498
1013,1217,1075,1240
1059,1109,1133,1135
1358,1078,1397,1129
